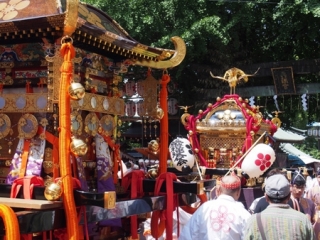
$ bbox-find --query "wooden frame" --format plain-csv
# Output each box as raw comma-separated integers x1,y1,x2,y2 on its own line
272,67,296,95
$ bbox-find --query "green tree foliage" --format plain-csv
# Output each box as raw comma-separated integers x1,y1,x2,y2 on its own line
82,0,320,156
82,0,320,106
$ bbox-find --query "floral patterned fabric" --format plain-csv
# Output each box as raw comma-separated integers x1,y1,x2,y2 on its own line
179,195,251,240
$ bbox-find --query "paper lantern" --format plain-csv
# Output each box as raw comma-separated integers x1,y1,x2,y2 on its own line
136,101,144,117
241,143,276,178
125,101,135,117
136,81,145,96
125,81,136,96
169,137,195,171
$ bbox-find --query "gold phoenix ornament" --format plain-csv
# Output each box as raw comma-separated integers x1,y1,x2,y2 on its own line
210,68,259,94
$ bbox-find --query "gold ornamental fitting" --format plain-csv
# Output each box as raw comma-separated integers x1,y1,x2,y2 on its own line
196,181,204,195
43,160,53,174
44,181,63,201
104,191,116,209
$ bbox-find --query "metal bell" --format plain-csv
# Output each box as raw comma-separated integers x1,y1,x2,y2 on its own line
69,82,85,100
156,106,164,120
148,139,159,153
44,181,63,201
70,136,88,156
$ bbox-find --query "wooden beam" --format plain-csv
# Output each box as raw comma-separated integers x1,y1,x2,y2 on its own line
204,83,320,98
240,58,320,77
142,179,215,194
0,197,62,210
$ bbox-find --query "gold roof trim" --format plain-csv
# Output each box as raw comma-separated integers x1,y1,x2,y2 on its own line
195,99,247,134
47,14,65,28
0,22,19,33
73,30,159,62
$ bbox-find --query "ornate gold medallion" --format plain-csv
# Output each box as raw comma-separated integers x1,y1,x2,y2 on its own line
0,113,11,139
17,113,38,139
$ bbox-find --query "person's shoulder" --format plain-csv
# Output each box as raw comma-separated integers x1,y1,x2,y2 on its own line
246,213,257,224
234,201,251,217
254,196,267,210
286,206,310,219
257,196,266,203
303,197,316,207
304,197,315,203
194,198,220,212
235,201,246,208
310,182,320,190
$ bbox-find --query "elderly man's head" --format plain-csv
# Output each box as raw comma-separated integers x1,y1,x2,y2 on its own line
218,173,242,200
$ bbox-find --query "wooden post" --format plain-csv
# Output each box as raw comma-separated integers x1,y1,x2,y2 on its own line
159,72,170,174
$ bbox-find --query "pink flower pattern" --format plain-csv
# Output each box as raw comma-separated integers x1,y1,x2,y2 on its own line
210,205,235,232
254,152,272,171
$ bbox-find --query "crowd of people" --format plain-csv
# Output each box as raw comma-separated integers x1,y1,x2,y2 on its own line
176,168,320,240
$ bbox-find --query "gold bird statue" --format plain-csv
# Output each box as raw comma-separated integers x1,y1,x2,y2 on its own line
210,67,260,94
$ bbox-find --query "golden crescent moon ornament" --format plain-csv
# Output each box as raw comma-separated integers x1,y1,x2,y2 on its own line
133,36,186,69
271,117,282,128
181,113,190,126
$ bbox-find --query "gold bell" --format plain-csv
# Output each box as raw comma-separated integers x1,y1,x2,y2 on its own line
70,136,88,156
69,82,86,100
148,169,158,179
146,165,159,179
44,180,63,201
148,139,159,153
156,107,164,120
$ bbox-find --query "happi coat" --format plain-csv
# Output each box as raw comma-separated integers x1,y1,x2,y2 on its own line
179,194,251,240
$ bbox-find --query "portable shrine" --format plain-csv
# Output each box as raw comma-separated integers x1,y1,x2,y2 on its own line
0,1,217,240
0,1,313,240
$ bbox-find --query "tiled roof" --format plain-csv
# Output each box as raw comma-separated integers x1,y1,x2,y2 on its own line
280,143,320,164
273,128,306,143
0,0,185,69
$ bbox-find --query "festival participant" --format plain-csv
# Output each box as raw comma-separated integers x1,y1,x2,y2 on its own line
304,172,314,198
307,168,320,208
179,173,251,240
248,183,265,214
306,169,320,238
244,174,315,240
290,171,316,223
253,168,305,214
